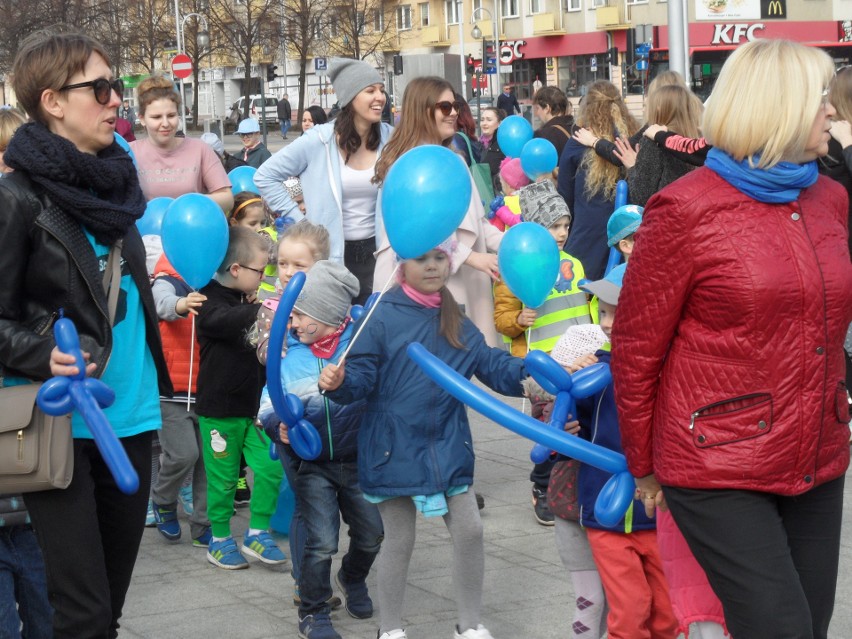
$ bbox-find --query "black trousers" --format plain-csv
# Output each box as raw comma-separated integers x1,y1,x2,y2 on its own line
344,237,376,307
25,431,152,639
664,474,845,639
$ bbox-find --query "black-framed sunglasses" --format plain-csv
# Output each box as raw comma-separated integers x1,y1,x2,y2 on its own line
59,78,124,105
434,100,464,116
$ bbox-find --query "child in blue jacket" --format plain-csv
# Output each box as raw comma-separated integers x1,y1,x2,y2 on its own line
572,264,677,639
320,242,527,639
258,261,383,639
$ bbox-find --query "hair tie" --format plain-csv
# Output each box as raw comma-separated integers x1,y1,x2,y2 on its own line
230,197,263,219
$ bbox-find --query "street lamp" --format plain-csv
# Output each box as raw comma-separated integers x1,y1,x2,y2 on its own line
174,5,210,132
470,6,500,100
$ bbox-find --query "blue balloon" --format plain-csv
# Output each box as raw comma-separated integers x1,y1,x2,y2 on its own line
614,179,628,209
265,272,323,461
37,316,139,495
113,132,137,168
229,165,260,195
137,197,173,236
497,115,534,158
520,138,558,180
382,145,472,260
498,222,560,308
407,342,634,527
161,194,229,290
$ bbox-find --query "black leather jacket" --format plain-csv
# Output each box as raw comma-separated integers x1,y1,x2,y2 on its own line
0,171,171,394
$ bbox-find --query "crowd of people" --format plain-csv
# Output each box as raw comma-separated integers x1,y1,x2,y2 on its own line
0,27,850,639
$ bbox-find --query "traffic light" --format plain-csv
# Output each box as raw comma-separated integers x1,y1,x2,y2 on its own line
483,41,496,73
605,47,619,65
266,65,278,82
393,54,404,76
466,55,475,75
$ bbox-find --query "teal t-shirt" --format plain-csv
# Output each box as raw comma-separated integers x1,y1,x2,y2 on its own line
70,232,161,438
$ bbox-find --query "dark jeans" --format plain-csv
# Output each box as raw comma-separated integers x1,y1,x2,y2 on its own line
664,475,845,639
344,237,376,307
0,525,52,639
530,458,555,491
295,460,383,616
277,445,306,585
24,431,152,639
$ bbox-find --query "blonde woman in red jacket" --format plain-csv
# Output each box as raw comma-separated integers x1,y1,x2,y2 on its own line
611,39,852,639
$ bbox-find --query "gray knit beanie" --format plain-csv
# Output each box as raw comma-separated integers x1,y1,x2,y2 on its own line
328,58,383,108
519,180,572,229
293,260,360,326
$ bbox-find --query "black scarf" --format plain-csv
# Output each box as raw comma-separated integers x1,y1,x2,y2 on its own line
4,122,145,245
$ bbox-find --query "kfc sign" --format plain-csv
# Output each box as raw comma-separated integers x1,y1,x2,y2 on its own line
711,23,765,44
499,40,527,64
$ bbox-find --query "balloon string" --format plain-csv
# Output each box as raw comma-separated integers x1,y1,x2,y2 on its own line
522,324,531,415
186,314,195,412
337,262,400,364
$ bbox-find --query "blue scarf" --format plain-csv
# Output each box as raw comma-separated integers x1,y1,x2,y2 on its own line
704,147,818,204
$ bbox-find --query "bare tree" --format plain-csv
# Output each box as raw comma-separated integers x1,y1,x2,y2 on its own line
324,0,396,61
207,0,282,121
282,0,330,129
123,0,176,75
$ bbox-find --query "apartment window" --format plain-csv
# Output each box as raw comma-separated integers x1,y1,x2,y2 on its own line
589,0,605,8
564,0,580,10
529,0,543,12
420,2,430,26
445,0,460,24
374,8,385,30
396,4,412,29
626,0,648,5
357,10,366,33
501,0,519,17
472,0,483,13
330,17,339,36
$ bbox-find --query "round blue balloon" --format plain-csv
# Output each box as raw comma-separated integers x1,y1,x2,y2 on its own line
228,165,259,195
161,194,229,290
498,222,560,308
113,131,137,168
497,115,534,158
520,138,558,180
137,197,174,236
382,145,472,260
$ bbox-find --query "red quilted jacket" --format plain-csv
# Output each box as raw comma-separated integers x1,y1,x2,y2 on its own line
611,168,852,494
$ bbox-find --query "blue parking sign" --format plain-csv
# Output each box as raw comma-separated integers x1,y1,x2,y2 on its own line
315,57,327,72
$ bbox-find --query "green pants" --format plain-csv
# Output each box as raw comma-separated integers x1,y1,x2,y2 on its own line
199,416,284,538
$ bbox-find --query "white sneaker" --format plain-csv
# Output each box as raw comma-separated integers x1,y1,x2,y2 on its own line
378,630,407,639
454,625,494,639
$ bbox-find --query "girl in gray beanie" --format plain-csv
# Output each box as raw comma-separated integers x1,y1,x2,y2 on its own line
255,58,391,308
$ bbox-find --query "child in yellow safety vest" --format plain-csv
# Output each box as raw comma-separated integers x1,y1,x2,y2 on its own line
493,180,592,358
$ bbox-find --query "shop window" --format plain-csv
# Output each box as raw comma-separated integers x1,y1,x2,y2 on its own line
396,5,412,30
420,2,430,26
502,0,520,17
445,0,460,24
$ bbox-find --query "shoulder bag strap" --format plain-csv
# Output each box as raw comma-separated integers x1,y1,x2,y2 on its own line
457,131,475,161
101,239,123,326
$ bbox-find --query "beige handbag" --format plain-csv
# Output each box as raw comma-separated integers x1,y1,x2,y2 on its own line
0,241,122,493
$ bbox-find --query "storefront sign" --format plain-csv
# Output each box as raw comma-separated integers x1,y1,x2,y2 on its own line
710,23,765,44
696,0,785,21
499,40,527,64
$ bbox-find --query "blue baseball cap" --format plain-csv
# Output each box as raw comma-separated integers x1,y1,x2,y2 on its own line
607,205,643,247
237,118,260,134
580,263,626,306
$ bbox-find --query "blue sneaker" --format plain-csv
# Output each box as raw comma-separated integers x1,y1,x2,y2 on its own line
207,537,249,570
145,499,156,527
241,531,287,565
298,612,341,639
152,504,181,541
178,485,194,515
335,569,373,619
192,527,212,548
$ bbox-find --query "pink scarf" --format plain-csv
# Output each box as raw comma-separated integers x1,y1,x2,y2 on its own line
401,282,441,308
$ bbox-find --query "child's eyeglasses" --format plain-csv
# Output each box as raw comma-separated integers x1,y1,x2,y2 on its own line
59,78,124,105
239,263,265,276
434,100,463,116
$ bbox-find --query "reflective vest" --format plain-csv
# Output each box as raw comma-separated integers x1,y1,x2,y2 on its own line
258,225,279,301
520,251,591,354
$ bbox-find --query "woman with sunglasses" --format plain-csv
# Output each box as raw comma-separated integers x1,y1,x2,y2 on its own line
373,76,503,347
256,58,392,305
130,75,233,213
0,30,172,638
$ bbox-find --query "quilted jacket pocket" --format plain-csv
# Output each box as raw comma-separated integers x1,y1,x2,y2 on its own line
691,393,773,449
837,383,851,424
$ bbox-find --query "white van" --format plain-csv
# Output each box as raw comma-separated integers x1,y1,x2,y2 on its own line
229,94,279,125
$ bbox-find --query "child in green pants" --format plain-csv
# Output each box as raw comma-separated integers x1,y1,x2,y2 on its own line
196,226,285,570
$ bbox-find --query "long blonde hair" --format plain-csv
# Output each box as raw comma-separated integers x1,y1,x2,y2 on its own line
373,77,454,185
576,81,640,200
645,85,702,139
